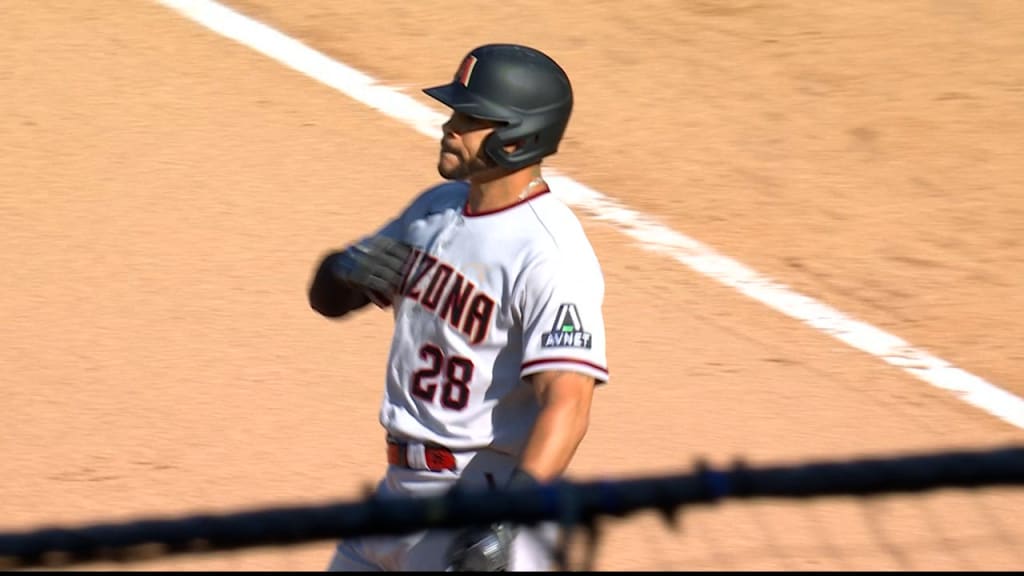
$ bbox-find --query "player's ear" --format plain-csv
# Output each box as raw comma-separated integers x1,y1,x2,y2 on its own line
503,140,526,153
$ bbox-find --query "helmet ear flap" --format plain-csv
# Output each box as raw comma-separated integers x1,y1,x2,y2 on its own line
483,117,566,170
482,130,523,170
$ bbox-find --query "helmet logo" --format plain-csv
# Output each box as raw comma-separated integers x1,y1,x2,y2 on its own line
456,55,479,87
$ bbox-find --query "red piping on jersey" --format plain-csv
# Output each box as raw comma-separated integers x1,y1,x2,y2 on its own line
520,357,609,376
462,186,550,218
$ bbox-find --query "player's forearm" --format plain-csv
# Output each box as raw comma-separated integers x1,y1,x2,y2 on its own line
308,251,372,318
517,396,591,482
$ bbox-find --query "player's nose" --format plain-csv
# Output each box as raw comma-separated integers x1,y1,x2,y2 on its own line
441,115,456,134
440,133,459,152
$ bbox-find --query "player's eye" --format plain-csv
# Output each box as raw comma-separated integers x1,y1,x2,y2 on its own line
450,112,497,133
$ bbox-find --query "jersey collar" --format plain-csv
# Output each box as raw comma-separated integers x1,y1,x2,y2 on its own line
462,185,550,218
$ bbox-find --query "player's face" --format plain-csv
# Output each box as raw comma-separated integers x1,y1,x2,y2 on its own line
438,111,500,181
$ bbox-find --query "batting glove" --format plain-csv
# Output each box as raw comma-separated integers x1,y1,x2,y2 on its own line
444,469,540,572
330,235,413,298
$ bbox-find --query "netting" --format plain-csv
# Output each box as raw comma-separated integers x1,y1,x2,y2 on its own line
2,444,1023,571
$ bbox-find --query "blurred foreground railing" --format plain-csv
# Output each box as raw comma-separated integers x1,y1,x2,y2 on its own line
2,444,1023,570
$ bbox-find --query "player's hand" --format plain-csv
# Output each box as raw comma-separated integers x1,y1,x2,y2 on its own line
444,469,538,571
329,235,413,298
445,522,516,572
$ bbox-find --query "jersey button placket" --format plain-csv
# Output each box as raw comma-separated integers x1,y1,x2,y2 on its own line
436,214,461,253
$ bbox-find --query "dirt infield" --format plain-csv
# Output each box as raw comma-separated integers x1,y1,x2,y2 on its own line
2,0,1023,570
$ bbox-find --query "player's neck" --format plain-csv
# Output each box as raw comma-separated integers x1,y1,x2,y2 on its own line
466,166,546,215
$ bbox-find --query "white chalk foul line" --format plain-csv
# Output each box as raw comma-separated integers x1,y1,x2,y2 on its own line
156,0,1024,430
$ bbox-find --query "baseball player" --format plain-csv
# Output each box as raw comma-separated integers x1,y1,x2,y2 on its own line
308,43,609,571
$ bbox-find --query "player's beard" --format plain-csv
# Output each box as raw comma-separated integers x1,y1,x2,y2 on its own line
437,148,500,182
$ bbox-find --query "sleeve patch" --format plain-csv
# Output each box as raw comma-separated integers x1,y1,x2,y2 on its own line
541,303,592,349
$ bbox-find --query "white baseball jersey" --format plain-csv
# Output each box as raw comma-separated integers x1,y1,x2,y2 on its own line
366,180,609,456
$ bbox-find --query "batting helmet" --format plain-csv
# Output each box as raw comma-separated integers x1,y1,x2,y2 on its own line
423,44,574,171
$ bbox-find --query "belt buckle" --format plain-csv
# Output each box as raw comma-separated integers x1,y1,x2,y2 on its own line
386,437,456,472
424,445,456,472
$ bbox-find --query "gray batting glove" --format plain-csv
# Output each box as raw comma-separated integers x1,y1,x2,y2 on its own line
445,522,516,572
444,469,539,572
330,235,413,297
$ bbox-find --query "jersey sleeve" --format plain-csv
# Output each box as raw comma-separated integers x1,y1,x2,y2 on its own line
369,215,408,242
363,182,455,243
519,251,609,385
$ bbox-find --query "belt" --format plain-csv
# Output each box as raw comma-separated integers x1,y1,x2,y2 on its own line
387,438,457,472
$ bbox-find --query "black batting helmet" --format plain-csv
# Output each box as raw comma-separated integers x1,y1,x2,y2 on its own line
423,44,574,171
